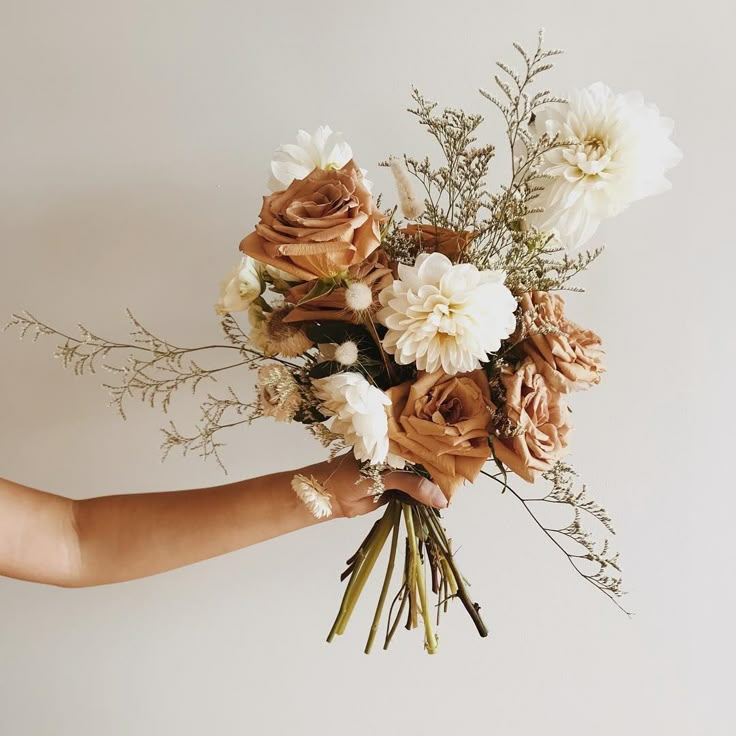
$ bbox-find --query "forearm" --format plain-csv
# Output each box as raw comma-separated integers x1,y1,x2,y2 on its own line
0,458,441,588
0,471,323,588
70,470,323,587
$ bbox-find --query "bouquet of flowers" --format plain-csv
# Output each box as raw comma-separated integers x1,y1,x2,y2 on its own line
7,32,681,654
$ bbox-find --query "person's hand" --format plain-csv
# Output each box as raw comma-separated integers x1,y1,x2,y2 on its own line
296,455,447,519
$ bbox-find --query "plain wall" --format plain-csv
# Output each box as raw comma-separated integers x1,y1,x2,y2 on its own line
1,1,734,734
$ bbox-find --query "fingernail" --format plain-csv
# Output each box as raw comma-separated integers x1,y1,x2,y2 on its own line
426,483,448,508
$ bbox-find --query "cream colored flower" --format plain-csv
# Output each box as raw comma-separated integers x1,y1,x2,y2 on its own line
291,474,332,519
215,256,263,315
312,372,400,466
268,125,371,192
378,253,517,375
257,364,302,422
528,82,682,249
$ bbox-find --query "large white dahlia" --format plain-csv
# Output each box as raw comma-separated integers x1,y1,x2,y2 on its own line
528,82,682,250
312,373,400,466
268,125,371,192
377,252,517,375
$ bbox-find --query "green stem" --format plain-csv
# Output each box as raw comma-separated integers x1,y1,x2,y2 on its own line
365,502,401,654
327,546,367,642
420,506,489,638
330,505,394,639
403,504,438,654
384,586,408,650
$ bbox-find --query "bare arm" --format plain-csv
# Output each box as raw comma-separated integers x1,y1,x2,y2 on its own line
0,458,445,588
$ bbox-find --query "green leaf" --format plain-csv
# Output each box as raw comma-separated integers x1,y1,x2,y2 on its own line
297,280,336,306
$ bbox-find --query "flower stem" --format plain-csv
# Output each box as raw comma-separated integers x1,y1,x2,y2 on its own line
365,501,401,654
383,585,409,650
419,506,489,638
364,314,397,385
327,504,394,641
403,503,438,654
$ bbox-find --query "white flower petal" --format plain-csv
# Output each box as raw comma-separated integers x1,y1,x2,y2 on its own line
311,373,391,465
377,256,517,376
268,125,361,191
527,82,682,250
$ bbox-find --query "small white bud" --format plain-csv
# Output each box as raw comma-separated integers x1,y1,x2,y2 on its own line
334,340,359,366
345,282,374,312
389,156,425,220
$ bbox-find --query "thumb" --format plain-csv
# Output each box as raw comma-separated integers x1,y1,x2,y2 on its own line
384,472,448,509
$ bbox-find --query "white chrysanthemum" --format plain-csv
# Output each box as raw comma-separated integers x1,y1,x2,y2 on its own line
215,256,263,315
268,125,372,192
312,372,400,466
291,474,332,519
377,253,517,375
528,82,682,250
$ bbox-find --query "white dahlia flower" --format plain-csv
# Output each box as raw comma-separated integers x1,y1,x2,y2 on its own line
312,372,400,466
528,82,682,250
377,253,517,375
215,255,264,315
268,124,372,192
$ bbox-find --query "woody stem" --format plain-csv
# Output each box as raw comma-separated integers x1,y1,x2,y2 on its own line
364,314,398,385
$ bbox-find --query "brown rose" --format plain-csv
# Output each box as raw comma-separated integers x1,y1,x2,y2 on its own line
402,224,476,262
240,161,384,282
491,358,572,483
386,369,493,499
283,250,393,324
518,291,605,393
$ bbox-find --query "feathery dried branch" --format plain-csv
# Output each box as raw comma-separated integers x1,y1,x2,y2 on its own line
481,462,628,613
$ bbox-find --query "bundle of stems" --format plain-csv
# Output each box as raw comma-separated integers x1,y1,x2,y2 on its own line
327,493,489,654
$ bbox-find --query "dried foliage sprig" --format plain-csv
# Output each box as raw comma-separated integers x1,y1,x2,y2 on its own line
4,309,283,420
481,463,628,613
480,29,564,176
380,31,602,294
161,390,259,471
402,88,496,234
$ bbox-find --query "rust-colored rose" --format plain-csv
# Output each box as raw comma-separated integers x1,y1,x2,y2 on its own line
283,250,393,324
491,358,572,483
402,224,476,262
518,291,605,393
240,161,384,282
386,369,493,499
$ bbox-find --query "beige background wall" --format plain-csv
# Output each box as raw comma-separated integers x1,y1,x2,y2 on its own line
1,1,734,734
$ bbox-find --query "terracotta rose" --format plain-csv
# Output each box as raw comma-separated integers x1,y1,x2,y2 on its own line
402,224,476,262
519,291,605,393
283,250,393,324
240,161,384,282
491,358,572,483
386,369,493,499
